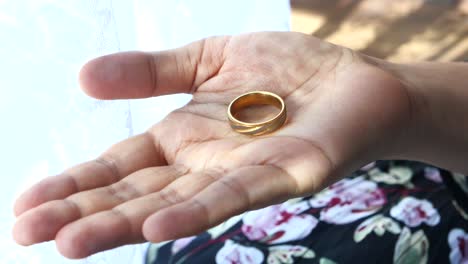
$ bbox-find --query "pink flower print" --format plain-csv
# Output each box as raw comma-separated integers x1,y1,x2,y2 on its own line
424,167,443,183
448,228,468,264
309,177,386,224
390,197,440,227
171,236,196,255
241,200,318,244
215,240,264,264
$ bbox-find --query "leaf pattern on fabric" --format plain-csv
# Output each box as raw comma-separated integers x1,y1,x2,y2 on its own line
448,228,468,264
241,200,318,244
207,213,244,239
452,200,468,220
215,240,264,264
354,214,401,242
453,173,468,194
309,176,386,224
361,161,376,171
393,228,429,264
390,197,440,227
146,241,172,264
369,166,413,187
319,257,338,264
267,245,315,264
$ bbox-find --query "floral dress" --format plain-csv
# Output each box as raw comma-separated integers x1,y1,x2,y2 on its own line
145,161,468,264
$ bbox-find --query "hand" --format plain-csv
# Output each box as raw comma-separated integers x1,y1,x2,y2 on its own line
13,32,411,258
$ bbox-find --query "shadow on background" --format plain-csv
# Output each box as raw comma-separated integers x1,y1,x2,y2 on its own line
360,1,458,58
428,28,468,60
292,0,362,39
291,0,468,61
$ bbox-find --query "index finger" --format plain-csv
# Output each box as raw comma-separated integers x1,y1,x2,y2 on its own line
14,132,163,217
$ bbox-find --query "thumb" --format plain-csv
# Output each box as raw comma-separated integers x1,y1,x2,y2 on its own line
78,37,227,99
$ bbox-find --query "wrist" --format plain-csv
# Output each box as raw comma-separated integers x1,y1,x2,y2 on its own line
367,57,468,174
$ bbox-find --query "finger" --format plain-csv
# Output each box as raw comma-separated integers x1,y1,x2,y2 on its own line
14,132,162,216
79,37,228,100
142,165,297,242
12,165,187,246
54,169,223,259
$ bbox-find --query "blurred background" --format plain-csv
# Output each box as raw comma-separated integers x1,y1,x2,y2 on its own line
0,0,466,263
291,0,468,62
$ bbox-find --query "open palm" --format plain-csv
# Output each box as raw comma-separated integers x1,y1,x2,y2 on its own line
13,32,411,258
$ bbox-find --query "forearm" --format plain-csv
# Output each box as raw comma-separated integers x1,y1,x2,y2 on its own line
376,60,468,174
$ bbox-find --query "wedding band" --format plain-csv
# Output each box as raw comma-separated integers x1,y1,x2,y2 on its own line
227,91,287,136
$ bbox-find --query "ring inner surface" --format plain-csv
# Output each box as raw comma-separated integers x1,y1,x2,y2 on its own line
230,93,282,124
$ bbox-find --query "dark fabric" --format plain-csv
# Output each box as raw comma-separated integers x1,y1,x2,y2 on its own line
146,161,468,264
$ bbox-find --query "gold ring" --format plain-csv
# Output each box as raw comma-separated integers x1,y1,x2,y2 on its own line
227,91,287,136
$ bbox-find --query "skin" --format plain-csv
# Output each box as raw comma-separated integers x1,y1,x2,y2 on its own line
11,32,465,259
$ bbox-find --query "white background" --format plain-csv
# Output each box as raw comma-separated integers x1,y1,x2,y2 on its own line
0,1,290,263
